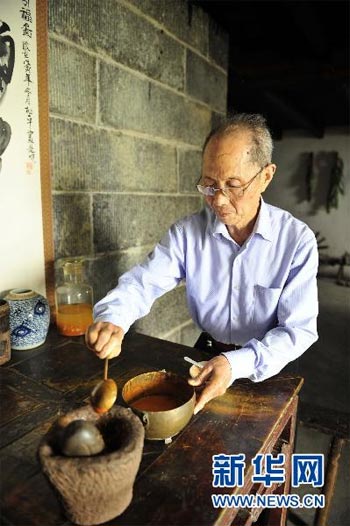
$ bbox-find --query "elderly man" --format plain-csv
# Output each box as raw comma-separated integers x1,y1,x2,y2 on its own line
86,113,319,414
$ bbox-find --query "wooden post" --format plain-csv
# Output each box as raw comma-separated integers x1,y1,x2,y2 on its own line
314,436,345,526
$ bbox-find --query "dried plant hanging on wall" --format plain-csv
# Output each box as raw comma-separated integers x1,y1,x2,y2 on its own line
327,151,344,213
314,231,329,252
304,152,315,202
302,150,345,213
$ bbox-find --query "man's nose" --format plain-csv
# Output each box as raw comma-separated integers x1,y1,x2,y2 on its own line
213,189,230,205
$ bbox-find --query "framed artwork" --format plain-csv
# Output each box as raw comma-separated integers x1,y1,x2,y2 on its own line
0,0,54,305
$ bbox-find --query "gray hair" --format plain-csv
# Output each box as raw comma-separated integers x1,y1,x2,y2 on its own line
203,113,274,167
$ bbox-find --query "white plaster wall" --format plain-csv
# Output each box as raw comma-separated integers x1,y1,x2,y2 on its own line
0,0,46,298
264,128,350,257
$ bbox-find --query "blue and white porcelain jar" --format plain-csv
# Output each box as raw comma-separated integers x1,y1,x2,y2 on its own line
5,289,50,350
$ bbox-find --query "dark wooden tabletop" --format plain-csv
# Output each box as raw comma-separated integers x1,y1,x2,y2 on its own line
0,328,303,526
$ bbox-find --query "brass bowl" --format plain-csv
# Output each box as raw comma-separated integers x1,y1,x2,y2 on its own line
122,371,195,440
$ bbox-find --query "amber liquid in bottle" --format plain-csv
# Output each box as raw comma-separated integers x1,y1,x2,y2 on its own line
55,259,93,337
56,303,93,336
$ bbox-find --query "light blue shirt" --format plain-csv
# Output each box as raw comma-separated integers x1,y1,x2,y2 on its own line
94,199,319,384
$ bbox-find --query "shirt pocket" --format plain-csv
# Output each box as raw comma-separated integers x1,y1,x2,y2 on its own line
253,284,282,329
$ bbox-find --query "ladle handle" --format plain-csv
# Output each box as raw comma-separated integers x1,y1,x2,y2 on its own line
103,357,109,380
184,356,204,368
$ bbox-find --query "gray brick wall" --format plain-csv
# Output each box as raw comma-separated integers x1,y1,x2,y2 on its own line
49,0,228,346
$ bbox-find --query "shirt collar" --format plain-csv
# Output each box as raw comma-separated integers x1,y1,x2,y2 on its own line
209,198,273,242
252,198,273,241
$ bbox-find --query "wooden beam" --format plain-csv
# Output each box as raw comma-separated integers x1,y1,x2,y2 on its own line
262,90,324,138
286,2,328,59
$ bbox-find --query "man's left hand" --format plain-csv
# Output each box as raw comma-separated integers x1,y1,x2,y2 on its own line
188,355,232,414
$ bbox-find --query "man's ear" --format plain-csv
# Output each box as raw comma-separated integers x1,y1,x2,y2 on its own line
261,163,276,192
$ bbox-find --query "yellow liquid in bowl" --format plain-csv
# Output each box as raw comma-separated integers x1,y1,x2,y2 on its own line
130,394,181,412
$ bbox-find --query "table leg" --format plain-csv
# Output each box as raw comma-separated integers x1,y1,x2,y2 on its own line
263,396,298,526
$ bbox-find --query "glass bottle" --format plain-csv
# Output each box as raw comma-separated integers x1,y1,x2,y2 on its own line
55,259,93,336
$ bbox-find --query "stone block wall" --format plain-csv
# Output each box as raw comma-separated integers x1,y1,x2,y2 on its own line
48,0,228,345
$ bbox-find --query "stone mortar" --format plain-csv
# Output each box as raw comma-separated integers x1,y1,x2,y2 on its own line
38,404,144,525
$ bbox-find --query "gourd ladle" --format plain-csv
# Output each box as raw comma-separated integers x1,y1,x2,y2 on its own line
90,358,117,414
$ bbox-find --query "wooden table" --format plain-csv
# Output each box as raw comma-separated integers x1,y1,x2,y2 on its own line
0,329,303,526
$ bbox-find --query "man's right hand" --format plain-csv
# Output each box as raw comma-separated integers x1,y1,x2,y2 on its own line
85,322,125,360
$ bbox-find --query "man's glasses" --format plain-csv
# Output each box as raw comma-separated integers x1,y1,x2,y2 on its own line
197,166,265,199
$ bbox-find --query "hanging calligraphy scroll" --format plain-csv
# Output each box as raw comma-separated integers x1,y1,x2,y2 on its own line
0,0,54,303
